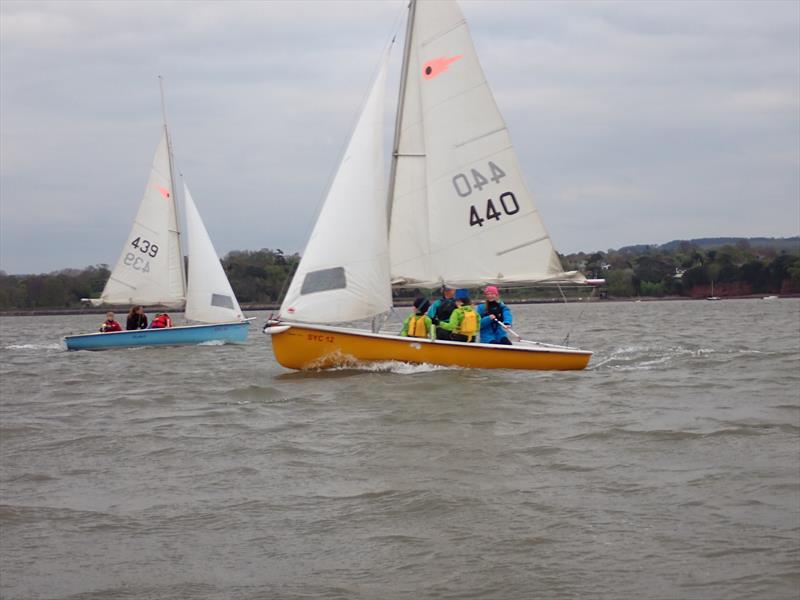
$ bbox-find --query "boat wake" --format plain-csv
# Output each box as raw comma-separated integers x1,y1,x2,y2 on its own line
330,360,459,375
590,344,716,371
4,343,64,351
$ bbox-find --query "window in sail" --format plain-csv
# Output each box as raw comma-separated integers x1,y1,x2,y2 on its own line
211,293,235,309
301,267,346,295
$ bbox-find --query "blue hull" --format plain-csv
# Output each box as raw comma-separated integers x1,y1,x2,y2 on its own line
64,321,250,351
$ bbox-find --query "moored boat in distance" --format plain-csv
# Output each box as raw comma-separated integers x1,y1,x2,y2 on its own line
65,80,249,351
264,0,593,371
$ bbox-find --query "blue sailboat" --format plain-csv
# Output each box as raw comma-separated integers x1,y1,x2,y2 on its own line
65,84,249,350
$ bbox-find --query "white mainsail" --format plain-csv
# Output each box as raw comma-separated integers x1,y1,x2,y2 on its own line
388,0,584,288
183,182,244,323
96,130,186,307
280,50,393,323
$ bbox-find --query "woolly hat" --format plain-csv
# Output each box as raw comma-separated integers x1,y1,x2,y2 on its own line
483,285,500,296
413,297,431,313
454,288,471,300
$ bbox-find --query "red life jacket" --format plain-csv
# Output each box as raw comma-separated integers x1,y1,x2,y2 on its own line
100,320,121,333
151,314,172,328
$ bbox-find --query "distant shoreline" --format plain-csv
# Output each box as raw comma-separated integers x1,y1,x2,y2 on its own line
2,294,797,317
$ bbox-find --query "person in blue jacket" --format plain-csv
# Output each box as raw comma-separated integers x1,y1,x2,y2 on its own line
427,284,457,341
476,285,513,345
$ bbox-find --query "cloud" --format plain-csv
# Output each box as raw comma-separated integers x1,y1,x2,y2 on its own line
1,0,798,273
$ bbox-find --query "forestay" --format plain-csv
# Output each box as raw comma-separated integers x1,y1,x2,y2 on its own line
96,131,186,307
280,50,393,323
388,0,584,288
183,183,244,323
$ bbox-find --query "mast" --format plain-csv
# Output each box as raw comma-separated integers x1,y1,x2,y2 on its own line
158,75,188,300
386,0,417,230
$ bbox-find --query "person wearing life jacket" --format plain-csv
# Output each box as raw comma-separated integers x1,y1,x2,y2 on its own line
437,289,479,343
400,297,432,338
476,285,513,345
126,305,148,330
427,284,457,341
99,311,122,333
149,313,173,329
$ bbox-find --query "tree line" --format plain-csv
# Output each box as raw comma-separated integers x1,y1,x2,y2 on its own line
1,239,798,309
0,249,300,309
560,239,800,298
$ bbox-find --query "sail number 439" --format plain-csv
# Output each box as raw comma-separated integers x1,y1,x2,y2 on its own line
123,236,158,273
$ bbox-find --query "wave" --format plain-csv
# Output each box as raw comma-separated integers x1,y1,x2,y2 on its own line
566,424,788,442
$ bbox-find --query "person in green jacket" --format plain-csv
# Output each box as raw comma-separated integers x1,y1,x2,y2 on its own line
437,289,479,343
400,297,432,338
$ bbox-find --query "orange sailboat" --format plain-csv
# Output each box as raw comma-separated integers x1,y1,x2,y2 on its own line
263,0,593,371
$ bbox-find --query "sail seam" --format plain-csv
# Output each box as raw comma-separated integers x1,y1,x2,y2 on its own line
454,126,506,148
106,276,136,290
419,19,466,47
496,236,550,256
427,145,514,184
132,221,159,236
423,78,489,115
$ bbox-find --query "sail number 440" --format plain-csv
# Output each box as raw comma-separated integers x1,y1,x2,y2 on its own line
452,162,506,197
469,192,520,227
452,162,520,227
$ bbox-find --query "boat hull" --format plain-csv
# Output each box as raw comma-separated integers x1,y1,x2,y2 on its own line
265,322,591,371
64,321,250,351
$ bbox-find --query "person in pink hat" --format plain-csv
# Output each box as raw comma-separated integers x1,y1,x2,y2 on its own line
476,285,513,344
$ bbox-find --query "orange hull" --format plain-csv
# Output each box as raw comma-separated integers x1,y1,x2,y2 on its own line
265,322,591,371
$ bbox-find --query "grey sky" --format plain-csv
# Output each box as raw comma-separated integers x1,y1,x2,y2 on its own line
1,0,798,274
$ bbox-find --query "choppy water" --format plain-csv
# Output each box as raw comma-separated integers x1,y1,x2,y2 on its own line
1,299,799,600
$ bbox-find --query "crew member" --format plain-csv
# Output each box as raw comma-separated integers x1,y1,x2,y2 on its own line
99,311,122,333
400,297,432,338
149,313,173,329
126,305,148,330
476,285,513,345
427,284,457,341
437,289,479,343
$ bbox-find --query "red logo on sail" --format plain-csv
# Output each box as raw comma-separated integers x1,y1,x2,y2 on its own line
157,187,171,199
422,55,463,80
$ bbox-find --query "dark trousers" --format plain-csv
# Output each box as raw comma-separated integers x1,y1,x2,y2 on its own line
489,337,512,345
435,328,452,341
448,332,476,343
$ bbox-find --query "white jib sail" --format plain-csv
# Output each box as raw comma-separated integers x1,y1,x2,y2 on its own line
98,130,186,307
183,182,244,323
388,0,584,288
280,50,393,323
